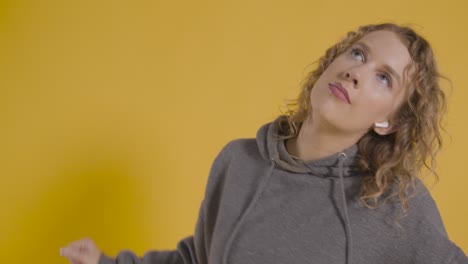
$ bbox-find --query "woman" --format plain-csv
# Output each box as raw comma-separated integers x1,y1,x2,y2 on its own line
60,23,468,264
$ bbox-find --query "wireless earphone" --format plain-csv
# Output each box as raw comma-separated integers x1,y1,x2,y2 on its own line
375,121,389,128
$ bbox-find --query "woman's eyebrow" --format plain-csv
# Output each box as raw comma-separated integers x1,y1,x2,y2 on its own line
383,64,402,86
355,42,402,86
355,42,371,54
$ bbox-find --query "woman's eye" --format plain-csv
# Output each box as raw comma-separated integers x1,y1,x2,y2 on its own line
378,73,392,87
350,48,364,62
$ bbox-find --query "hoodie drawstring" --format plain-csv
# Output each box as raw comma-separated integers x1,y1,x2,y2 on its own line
338,152,353,264
221,159,276,264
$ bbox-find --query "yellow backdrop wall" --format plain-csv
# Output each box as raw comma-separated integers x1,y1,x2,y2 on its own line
1,0,467,262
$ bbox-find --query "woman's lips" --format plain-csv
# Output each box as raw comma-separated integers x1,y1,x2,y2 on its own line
328,82,351,104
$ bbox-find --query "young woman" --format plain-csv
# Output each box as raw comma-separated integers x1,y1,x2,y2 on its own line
60,23,468,264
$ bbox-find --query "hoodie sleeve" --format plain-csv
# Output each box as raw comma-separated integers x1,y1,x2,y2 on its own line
96,141,234,264
406,182,468,263
96,205,207,264
96,236,199,264
445,243,468,264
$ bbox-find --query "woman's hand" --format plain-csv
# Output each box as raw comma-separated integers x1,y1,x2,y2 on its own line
60,237,101,264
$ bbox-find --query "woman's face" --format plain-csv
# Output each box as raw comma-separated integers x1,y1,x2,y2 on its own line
310,30,411,136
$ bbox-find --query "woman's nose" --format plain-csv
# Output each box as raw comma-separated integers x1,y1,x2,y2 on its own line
345,72,359,86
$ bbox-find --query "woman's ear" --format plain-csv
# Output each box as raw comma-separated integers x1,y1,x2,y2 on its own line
373,121,396,135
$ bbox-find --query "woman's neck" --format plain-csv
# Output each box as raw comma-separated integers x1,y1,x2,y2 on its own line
285,116,363,162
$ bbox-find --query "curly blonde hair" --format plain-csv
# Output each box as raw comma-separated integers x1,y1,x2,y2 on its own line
278,23,447,213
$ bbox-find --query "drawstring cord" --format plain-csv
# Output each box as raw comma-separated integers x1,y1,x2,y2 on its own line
221,153,353,264
338,152,353,264
221,159,276,264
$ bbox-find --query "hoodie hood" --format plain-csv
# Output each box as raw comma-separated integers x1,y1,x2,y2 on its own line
256,115,361,177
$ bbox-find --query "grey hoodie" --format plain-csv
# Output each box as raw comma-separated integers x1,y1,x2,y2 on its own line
100,116,467,264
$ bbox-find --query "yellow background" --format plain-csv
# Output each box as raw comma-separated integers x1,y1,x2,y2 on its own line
1,0,467,262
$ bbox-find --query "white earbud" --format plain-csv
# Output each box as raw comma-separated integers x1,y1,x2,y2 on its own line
375,121,389,128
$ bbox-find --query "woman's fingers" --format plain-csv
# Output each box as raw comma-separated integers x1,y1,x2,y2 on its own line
60,238,101,264
60,247,85,263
